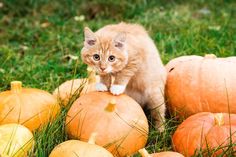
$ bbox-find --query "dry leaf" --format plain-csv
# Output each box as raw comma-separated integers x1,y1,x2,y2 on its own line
40,22,50,28
0,2,4,8
74,15,85,22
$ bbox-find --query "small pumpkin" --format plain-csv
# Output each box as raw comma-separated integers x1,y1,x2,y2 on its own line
66,92,149,157
0,123,34,157
53,67,99,105
0,81,60,131
172,112,236,157
166,54,236,117
49,133,113,157
139,148,184,157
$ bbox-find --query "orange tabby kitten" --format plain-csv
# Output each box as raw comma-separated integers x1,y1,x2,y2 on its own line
81,22,167,131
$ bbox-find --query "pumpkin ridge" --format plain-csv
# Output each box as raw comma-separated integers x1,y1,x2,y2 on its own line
180,62,187,116
199,57,212,112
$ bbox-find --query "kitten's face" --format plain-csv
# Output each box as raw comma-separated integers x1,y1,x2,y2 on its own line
81,27,128,75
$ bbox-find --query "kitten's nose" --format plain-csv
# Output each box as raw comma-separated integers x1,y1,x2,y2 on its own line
100,67,106,71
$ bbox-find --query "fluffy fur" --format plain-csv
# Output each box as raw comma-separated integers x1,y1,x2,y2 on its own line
81,22,167,131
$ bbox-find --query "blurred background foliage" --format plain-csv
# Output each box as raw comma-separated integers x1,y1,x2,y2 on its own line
0,0,235,89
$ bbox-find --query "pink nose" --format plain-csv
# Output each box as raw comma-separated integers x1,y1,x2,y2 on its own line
100,67,106,71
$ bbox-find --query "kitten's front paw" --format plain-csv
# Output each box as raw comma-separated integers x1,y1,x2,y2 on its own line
110,85,126,95
96,83,108,92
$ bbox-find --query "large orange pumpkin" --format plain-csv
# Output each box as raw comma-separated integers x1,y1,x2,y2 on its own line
0,123,34,157
166,54,236,117
0,81,60,131
49,133,113,157
172,112,236,157
66,92,149,157
139,148,184,157
53,67,99,105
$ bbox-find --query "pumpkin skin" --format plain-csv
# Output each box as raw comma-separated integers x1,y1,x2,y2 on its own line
53,67,99,105
0,123,34,157
66,92,149,157
172,112,236,157
49,133,113,157
139,148,184,157
0,81,60,131
166,54,236,117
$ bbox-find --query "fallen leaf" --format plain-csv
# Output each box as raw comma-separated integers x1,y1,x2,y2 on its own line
40,22,50,28
62,54,78,60
208,25,221,31
0,2,3,8
198,8,211,15
20,45,29,51
62,54,79,65
0,68,5,73
74,15,85,22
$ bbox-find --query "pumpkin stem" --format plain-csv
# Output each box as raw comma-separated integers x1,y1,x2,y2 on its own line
87,67,96,84
11,81,22,93
214,113,224,126
88,132,97,144
138,148,152,157
105,99,116,112
204,54,217,59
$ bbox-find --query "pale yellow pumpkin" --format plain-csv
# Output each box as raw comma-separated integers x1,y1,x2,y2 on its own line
49,133,113,157
0,123,34,157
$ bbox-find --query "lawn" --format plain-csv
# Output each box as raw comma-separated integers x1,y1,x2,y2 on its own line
0,0,236,156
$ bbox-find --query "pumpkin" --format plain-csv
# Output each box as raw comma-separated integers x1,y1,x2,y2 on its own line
166,54,236,117
0,81,60,131
139,148,184,157
53,67,99,105
172,112,236,157
49,133,113,157
0,123,34,157
66,92,149,157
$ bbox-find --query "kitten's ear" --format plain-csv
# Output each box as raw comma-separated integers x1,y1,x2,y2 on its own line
113,32,126,49
84,27,97,48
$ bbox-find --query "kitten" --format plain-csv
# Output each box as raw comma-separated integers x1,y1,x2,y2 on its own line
81,22,167,131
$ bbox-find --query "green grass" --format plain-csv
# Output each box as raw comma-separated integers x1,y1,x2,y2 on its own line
0,0,236,156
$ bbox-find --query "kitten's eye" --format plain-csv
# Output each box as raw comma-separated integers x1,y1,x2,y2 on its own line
93,54,100,61
108,55,116,62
